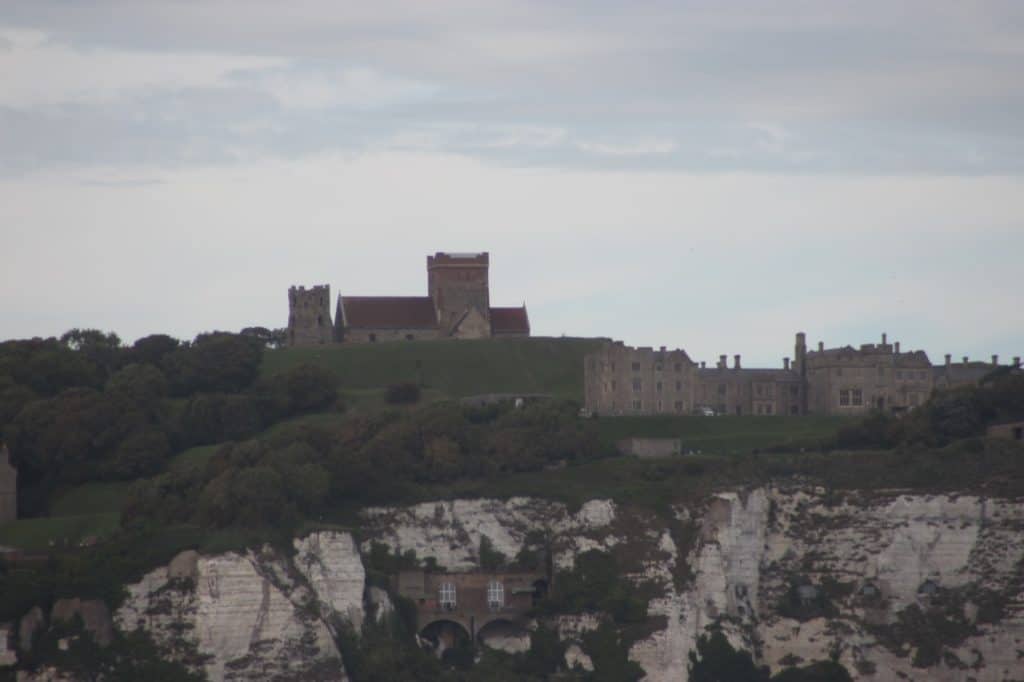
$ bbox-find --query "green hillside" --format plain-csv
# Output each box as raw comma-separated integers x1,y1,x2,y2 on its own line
260,336,605,401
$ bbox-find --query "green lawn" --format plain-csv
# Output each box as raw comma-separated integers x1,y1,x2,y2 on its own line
594,415,847,455
261,336,604,401
0,513,121,552
50,481,134,516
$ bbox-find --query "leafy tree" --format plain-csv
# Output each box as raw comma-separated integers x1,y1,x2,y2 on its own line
386,381,421,405
127,333,180,367
265,364,339,415
688,629,770,682
478,535,507,571
105,363,167,409
106,429,171,479
162,332,263,396
582,621,645,682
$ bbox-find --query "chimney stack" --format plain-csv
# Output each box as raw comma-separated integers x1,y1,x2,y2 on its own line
1014,356,1021,368
719,354,727,369
784,357,791,371
700,361,706,369
992,354,999,366
895,341,901,353
963,356,969,366
882,332,888,345
734,354,741,370
660,346,666,352
945,354,951,367
818,341,824,352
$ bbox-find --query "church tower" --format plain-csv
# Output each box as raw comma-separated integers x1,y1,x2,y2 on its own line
427,252,491,337
287,285,333,346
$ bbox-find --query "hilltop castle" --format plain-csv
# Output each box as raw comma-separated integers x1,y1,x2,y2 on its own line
585,333,1020,418
287,252,530,346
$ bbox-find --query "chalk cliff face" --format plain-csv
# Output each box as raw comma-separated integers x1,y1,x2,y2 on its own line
113,491,1024,681
116,532,364,681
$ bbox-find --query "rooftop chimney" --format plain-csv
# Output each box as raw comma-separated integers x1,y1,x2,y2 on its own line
1014,357,1021,368
992,354,999,366
963,356,969,366
700,361,706,369
895,341,901,353
784,357,791,371
882,332,888,345
660,346,666,352
945,354,951,367
818,341,824,352
734,354,741,370
719,354,727,369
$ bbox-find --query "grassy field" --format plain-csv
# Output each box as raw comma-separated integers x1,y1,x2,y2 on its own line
261,336,604,401
594,415,846,455
0,513,121,551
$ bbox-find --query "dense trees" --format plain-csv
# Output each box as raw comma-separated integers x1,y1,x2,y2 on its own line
0,329,345,516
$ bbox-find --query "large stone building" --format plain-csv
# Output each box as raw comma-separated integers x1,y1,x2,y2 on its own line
287,252,530,346
585,333,1018,417
0,445,16,524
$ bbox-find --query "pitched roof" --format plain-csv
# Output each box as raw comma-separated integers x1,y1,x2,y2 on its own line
698,368,801,382
490,306,530,334
339,296,438,329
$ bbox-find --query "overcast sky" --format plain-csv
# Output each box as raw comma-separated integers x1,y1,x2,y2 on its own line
1,1,1022,367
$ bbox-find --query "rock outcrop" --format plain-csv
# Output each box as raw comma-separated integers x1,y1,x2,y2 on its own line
116,532,366,681
46,489,1024,681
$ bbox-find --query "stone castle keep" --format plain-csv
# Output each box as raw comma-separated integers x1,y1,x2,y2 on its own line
585,333,1021,417
287,252,530,346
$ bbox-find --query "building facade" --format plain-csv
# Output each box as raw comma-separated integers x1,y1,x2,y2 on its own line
287,252,530,346
585,333,1017,418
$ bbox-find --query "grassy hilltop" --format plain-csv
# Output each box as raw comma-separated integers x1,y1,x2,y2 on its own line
261,336,605,402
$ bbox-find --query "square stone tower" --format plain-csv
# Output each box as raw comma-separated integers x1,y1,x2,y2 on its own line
287,285,333,346
427,252,491,336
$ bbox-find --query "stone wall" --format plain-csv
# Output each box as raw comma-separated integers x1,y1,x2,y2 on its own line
287,285,333,347
0,445,15,524
341,327,440,344
617,438,682,458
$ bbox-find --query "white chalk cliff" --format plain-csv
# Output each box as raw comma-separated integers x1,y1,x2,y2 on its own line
113,490,1024,681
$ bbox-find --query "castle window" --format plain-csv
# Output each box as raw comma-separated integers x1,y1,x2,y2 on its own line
835,367,842,377
839,389,851,406
675,401,683,411
790,386,798,397
632,379,642,392
756,385,763,397
675,381,682,391
657,400,663,411
631,362,641,371
766,404,773,415
655,363,663,372
674,363,682,372
656,382,663,393
439,582,456,610
611,380,617,390
632,400,642,410
487,581,504,610
896,370,903,380
852,389,863,405
790,405,798,415
717,384,726,396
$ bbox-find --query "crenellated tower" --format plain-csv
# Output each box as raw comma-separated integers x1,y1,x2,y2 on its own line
427,252,491,336
287,284,333,346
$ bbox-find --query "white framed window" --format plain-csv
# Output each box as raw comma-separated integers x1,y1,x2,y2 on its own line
487,581,504,610
632,379,642,392
439,582,456,610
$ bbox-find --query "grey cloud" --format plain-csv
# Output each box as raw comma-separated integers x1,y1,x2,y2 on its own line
1,1,1023,174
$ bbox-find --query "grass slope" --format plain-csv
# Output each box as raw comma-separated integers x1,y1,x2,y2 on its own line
595,415,846,454
261,336,604,401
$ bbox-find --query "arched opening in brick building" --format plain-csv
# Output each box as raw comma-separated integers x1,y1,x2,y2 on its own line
476,618,530,654
420,619,471,660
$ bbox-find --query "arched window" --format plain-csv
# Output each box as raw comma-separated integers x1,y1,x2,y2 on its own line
439,582,456,610
487,581,504,610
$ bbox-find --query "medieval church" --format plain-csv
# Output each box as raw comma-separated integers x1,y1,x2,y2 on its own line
287,252,530,346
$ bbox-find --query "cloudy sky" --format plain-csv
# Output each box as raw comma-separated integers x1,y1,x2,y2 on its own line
1,1,1022,366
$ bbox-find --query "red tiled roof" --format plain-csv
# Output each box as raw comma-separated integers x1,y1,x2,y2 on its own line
490,306,530,334
340,297,438,329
